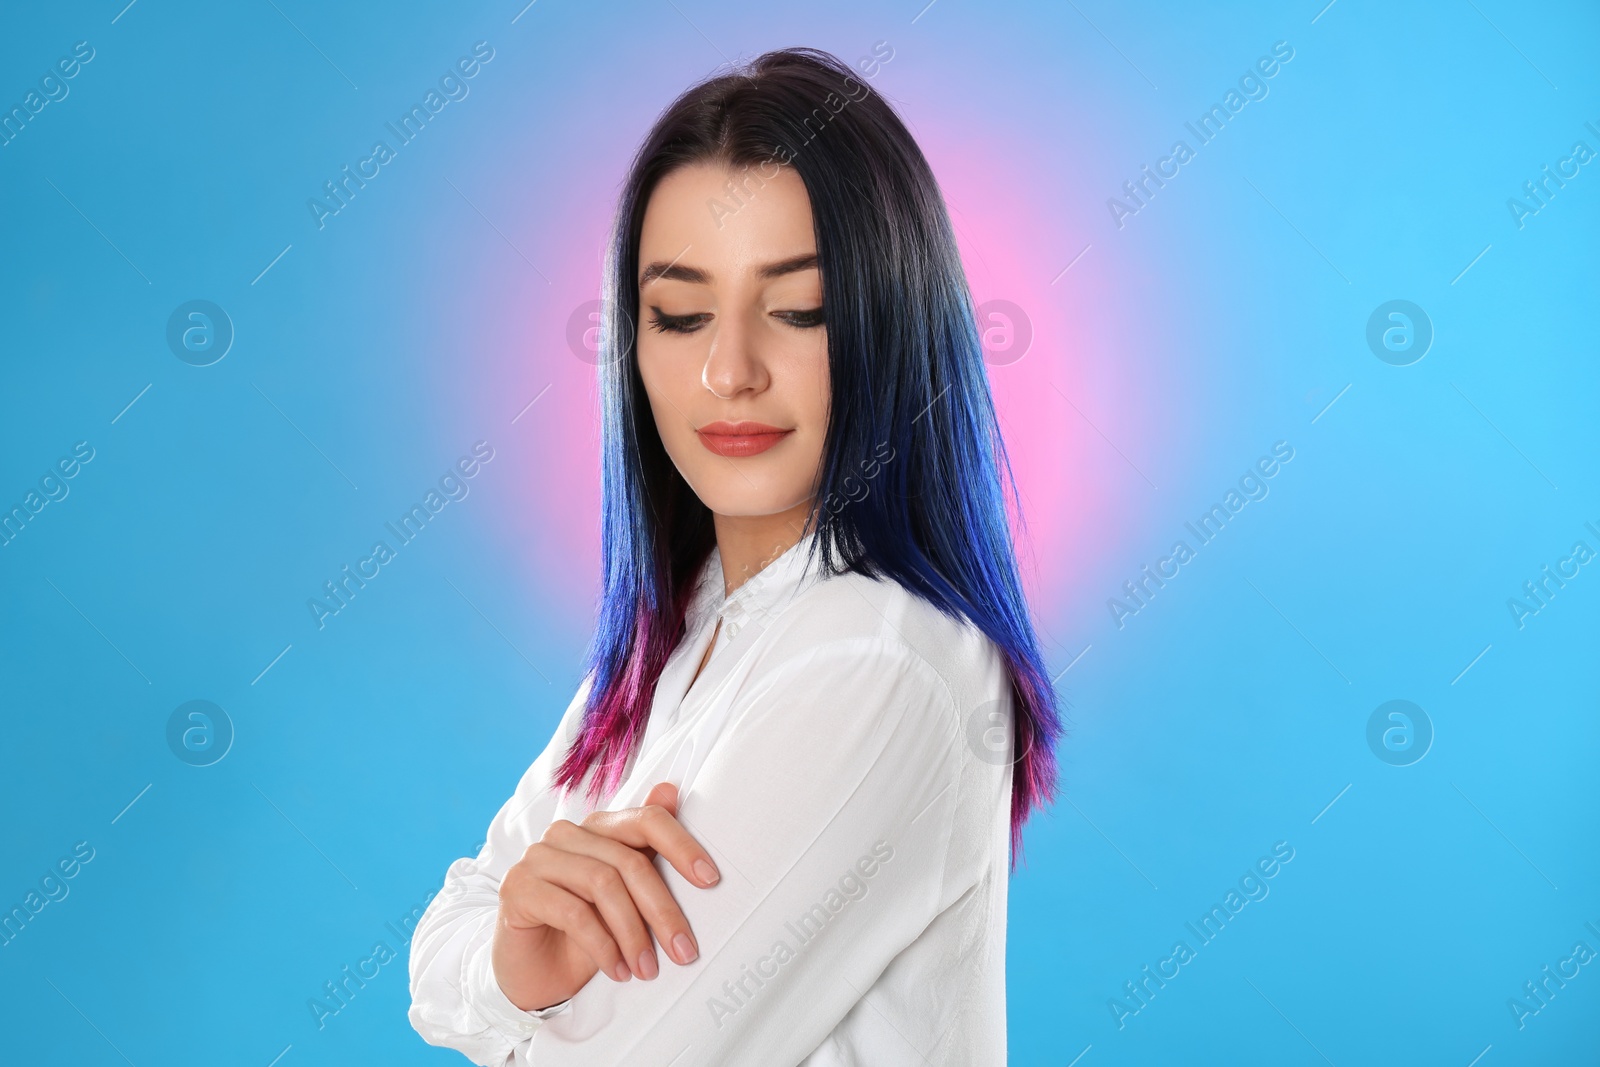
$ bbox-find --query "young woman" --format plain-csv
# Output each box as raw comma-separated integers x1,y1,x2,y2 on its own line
409,46,1061,1066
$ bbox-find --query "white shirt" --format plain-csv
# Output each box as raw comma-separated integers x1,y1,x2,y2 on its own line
408,529,1013,1066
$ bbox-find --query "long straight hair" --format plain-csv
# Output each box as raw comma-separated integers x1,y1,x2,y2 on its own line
552,46,1063,866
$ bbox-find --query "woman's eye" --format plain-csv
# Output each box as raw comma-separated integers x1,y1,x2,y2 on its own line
778,307,825,329
647,310,707,334
646,307,824,333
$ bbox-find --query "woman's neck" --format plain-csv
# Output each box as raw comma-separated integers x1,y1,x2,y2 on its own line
710,500,815,598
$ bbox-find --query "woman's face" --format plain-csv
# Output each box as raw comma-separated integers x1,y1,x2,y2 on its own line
635,161,829,523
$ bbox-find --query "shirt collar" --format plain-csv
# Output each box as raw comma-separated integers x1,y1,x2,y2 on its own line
694,528,824,641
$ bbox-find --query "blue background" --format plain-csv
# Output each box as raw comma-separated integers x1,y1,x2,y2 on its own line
2,1,1596,1064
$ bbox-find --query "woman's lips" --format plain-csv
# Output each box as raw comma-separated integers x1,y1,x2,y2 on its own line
696,421,794,457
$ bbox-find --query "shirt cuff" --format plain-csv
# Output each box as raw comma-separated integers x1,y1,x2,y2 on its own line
463,929,574,1043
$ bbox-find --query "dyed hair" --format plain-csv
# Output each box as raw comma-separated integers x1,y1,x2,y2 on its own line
553,46,1063,866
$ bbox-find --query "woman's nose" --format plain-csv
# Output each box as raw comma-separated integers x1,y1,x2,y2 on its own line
701,311,768,398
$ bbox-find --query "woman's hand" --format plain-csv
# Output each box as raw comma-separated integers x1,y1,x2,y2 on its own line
491,781,721,1012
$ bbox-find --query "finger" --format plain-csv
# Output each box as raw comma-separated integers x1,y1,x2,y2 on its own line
507,857,632,985
543,820,699,970
583,800,721,892
631,782,677,863
535,825,659,979
642,780,678,816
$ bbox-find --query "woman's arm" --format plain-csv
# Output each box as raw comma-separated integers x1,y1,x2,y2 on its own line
407,677,595,1065
526,636,1004,1065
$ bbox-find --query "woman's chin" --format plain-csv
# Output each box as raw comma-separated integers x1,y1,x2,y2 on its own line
696,489,814,521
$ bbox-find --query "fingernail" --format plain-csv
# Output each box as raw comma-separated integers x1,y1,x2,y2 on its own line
611,960,631,982
638,950,659,980
673,932,698,965
693,859,720,886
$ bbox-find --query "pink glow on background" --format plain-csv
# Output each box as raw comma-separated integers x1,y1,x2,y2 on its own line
478,116,1154,647
921,122,1129,635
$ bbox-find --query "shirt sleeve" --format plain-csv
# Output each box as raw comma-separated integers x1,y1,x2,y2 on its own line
407,675,594,1066
521,635,991,1066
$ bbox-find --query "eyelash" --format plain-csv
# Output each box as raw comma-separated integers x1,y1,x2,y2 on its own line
646,308,825,335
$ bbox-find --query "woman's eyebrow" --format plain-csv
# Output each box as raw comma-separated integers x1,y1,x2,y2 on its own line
639,252,819,287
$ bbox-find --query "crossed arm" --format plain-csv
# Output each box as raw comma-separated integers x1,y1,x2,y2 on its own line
408,637,971,1066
